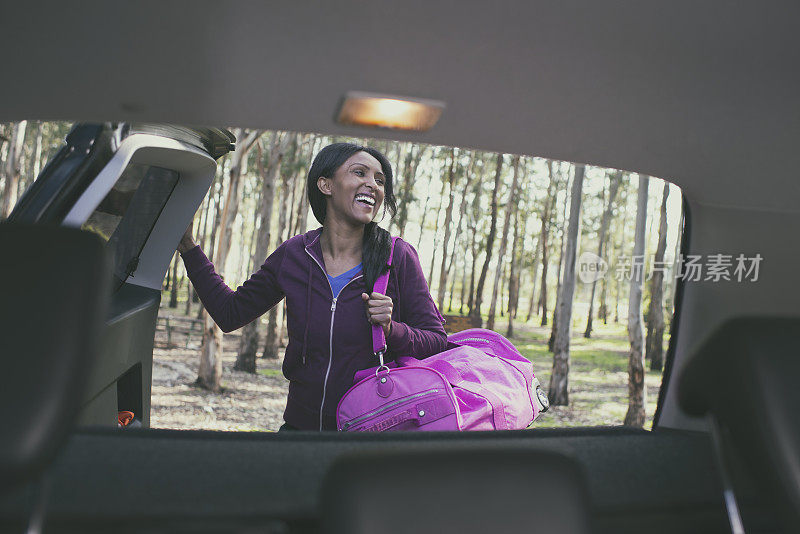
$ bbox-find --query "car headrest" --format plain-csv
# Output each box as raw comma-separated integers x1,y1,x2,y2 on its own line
0,223,109,493
678,316,800,531
320,447,593,534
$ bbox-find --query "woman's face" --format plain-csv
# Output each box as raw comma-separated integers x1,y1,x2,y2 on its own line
318,151,386,226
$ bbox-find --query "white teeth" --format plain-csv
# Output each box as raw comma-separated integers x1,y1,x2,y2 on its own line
355,194,375,206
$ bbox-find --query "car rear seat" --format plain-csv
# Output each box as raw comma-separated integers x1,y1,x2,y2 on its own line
680,317,800,533
0,223,109,530
320,447,594,534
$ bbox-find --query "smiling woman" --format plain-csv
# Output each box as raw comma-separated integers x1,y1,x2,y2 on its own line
177,140,448,431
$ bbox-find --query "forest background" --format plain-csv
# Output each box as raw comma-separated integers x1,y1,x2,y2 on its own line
0,120,683,430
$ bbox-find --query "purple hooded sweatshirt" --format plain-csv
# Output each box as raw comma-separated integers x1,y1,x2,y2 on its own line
181,228,448,430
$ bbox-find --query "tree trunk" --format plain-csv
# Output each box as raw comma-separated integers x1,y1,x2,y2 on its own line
584,171,622,338
547,164,585,406
396,145,423,238
1,121,28,218
525,254,540,322
548,170,571,349
525,205,545,322
294,136,320,235
539,162,559,325
447,237,459,312
466,164,485,315
169,251,179,307
470,154,504,324
194,186,213,305
458,234,469,314
624,175,650,427
436,148,458,310
237,134,290,371
488,156,521,330
197,176,225,319
499,262,506,318
261,134,299,359
646,182,670,372
443,154,477,307
415,166,437,250
198,129,261,391
506,210,522,337
508,207,525,318
197,313,224,392
427,163,449,287
185,273,193,316
26,121,44,191
614,181,632,324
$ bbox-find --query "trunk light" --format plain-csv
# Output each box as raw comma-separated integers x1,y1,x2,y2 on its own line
336,92,444,132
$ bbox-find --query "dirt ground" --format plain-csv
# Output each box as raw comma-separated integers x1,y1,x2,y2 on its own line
150,313,288,432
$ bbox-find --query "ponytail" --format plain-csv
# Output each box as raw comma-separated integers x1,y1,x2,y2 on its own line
362,222,392,294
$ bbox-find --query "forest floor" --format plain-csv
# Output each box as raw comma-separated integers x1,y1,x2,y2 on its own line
151,304,666,432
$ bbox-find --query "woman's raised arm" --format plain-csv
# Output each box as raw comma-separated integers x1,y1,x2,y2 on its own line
179,224,286,333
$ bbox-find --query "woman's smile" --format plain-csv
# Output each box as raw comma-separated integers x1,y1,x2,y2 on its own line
328,151,385,224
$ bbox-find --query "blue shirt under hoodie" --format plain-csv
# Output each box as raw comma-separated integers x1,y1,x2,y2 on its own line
328,263,362,298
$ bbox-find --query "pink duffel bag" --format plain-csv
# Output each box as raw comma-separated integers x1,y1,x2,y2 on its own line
336,238,549,432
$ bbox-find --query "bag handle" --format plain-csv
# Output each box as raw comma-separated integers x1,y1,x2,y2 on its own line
371,236,398,367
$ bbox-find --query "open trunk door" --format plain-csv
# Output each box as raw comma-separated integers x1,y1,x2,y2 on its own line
9,123,235,427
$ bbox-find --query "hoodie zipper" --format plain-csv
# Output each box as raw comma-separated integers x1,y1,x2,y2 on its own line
305,247,363,431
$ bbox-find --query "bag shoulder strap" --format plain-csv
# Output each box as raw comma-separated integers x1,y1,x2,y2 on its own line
371,236,398,359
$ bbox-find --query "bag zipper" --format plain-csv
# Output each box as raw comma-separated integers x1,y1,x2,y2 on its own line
342,388,441,430
454,337,490,344
305,247,363,431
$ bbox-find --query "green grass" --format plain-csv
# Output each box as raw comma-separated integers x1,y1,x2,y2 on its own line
257,368,283,378
496,317,666,430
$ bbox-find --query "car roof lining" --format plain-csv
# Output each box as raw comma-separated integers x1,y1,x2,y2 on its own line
2,2,799,212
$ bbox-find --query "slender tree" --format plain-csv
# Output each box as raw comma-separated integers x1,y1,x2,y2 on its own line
1,120,27,218
427,156,450,286
293,136,320,235
436,148,458,310
624,174,650,427
169,252,180,307
487,156,521,330
263,133,301,359
548,171,572,350
444,154,477,313
548,164,585,406
395,144,424,238
466,160,486,315
539,161,560,325
613,183,632,324
415,163,437,250
26,121,44,190
508,200,527,318
470,154,504,325
506,209,522,337
584,171,622,337
526,168,557,323
646,182,670,371
236,133,290,371
197,129,261,392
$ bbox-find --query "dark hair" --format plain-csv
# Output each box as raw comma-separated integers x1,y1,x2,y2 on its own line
306,143,398,293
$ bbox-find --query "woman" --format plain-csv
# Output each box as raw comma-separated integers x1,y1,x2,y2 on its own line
178,142,448,431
